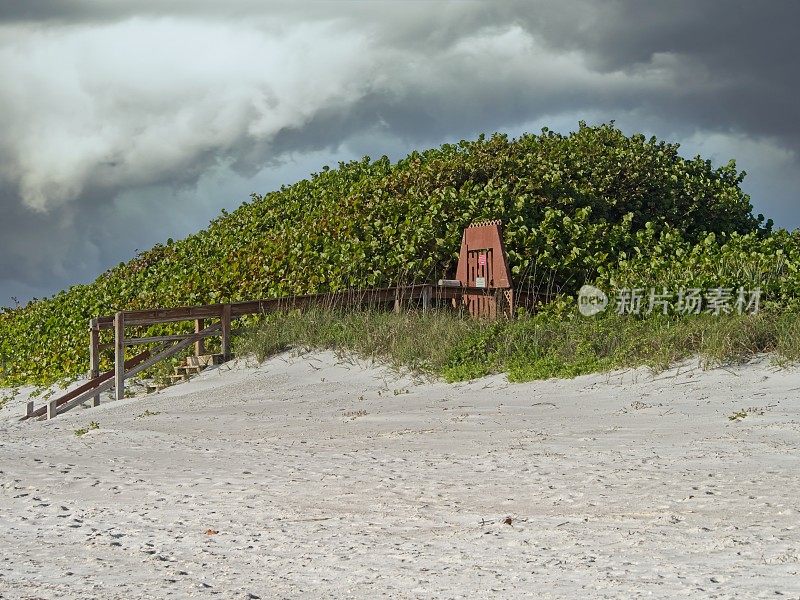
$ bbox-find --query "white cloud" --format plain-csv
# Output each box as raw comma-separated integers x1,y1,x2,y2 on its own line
0,15,694,213
0,17,375,210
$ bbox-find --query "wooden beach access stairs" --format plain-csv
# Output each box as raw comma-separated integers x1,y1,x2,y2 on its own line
24,284,526,421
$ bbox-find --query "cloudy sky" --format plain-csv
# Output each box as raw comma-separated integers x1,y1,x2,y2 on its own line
0,0,797,305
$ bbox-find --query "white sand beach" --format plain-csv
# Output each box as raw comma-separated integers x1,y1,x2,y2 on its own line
1,352,799,599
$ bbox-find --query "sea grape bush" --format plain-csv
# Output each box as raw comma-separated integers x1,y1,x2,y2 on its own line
599,225,800,310
0,123,769,386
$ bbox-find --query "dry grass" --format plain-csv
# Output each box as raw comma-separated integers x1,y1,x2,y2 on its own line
237,307,800,382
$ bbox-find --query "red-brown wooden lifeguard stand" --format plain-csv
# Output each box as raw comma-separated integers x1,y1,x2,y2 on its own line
452,220,514,318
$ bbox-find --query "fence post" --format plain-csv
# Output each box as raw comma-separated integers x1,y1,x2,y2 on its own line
194,318,205,357
505,289,515,319
114,311,125,401
88,318,101,407
221,304,232,361
47,398,57,420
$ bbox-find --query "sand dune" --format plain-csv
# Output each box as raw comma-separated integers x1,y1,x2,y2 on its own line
1,352,799,598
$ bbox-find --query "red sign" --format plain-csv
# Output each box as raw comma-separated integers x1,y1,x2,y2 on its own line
478,254,487,266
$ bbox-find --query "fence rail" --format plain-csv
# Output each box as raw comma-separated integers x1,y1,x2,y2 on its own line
25,284,534,421
90,284,494,329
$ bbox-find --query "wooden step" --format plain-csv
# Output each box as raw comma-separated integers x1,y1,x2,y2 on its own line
186,354,225,368
144,353,229,395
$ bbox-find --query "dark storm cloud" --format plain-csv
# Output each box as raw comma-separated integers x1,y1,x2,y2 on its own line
521,1,800,148
0,1,798,304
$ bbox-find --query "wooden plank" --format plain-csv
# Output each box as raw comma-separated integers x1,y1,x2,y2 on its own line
55,324,221,417
93,285,469,337
221,304,231,361
123,331,220,346
94,284,492,330
96,304,228,329
433,285,502,301
122,324,219,381
47,398,57,420
228,286,426,317
94,286,435,328
23,348,155,420
114,312,125,401
88,318,100,407
194,318,205,356
51,374,117,418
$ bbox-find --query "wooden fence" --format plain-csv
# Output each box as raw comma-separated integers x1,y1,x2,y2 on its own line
25,284,524,420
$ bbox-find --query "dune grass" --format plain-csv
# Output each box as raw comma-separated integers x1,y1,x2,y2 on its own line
236,307,800,382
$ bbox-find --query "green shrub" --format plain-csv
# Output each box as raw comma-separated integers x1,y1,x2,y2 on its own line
599,225,798,308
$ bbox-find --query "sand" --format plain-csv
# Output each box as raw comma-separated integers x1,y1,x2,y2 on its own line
1,351,799,599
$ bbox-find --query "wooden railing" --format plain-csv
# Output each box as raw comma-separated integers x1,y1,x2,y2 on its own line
25,284,526,420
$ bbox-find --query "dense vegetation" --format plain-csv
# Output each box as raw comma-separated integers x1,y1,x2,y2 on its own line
598,226,800,310
0,122,787,387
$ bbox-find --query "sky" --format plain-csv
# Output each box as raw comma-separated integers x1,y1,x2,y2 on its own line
0,0,798,306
